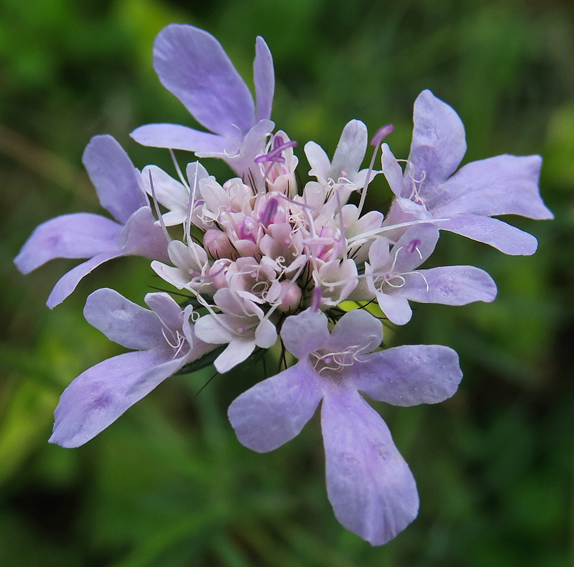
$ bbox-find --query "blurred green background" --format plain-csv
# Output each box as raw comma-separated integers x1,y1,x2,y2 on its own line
1,0,573,565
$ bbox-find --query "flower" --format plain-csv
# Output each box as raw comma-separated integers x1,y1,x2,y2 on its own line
130,24,275,191
14,135,169,308
363,223,498,325
382,89,554,255
228,308,463,545
49,288,215,448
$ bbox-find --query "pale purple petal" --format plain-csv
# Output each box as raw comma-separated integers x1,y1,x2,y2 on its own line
353,344,462,406
228,360,323,452
435,214,539,255
391,223,439,273
398,266,497,305
131,123,228,153
381,143,403,197
375,292,412,326
49,349,181,448
214,338,256,374
153,24,255,139
325,310,382,355
433,154,553,219
84,288,164,350
14,213,121,274
321,385,419,545
255,319,277,348
82,135,147,224
117,207,170,262
46,250,123,309
409,90,466,187
305,141,331,181
254,36,274,122
281,309,330,359
144,292,184,331
194,314,236,345
331,120,368,178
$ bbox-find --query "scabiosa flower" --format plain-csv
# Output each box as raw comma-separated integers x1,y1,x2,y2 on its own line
382,89,554,255
228,308,463,545
15,22,554,547
14,135,169,307
49,288,215,448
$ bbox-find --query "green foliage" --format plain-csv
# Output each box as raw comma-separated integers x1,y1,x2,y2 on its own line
1,0,573,564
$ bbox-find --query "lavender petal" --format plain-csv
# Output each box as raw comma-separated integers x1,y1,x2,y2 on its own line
14,213,121,274
353,344,463,406
153,24,255,139
131,123,228,153
321,385,419,545
82,135,147,224
254,36,274,122
228,360,323,452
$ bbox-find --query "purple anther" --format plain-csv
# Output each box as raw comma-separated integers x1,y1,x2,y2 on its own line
370,124,394,147
310,286,323,312
406,238,421,254
260,198,279,226
254,136,298,164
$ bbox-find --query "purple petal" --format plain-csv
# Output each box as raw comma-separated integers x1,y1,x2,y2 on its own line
375,291,412,326
409,90,466,187
82,135,147,224
281,309,330,360
321,384,419,545
325,309,383,355
353,344,463,406
228,360,323,452
144,292,185,332
84,289,164,350
398,266,497,305
391,224,439,273
153,24,255,139
131,123,228,153
46,250,123,309
117,207,170,262
254,36,274,122
49,349,181,448
381,143,403,197
433,154,553,219
14,213,121,274
435,214,539,255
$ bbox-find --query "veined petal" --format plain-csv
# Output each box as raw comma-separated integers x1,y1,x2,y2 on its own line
353,344,463,406
84,288,164,350
254,36,274,122
433,154,553,219
398,266,497,305
375,292,412,326
281,309,330,360
46,250,123,309
153,24,255,139
131,123,228,153
435,214,539,255
228,360,323,452
321,385,419,545
409,90,466,187
49,349,182,448
82,135,147,224
305,141,331,182
141,165,188,213
14,213,121,274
